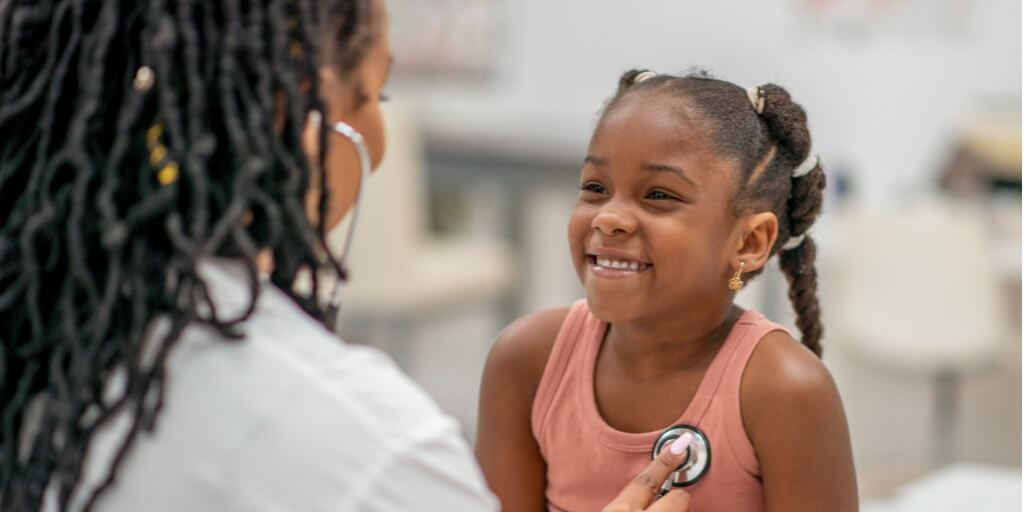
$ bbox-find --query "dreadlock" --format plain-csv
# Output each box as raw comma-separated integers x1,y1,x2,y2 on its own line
0,0,377,509
604,69,827,358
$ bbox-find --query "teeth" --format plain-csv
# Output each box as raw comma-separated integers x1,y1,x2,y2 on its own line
594,256,645,271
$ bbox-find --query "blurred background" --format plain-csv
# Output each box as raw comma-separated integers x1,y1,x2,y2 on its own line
333,0,1022,509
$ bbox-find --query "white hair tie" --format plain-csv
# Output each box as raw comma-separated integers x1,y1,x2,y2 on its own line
792,154,818,178
782,234,806,251
635,71,657,84
745,86,765,114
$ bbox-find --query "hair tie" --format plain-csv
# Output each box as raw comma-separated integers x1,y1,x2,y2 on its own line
745,86,765,114
782,234,806,251
634,71,657,84
792,154,818,178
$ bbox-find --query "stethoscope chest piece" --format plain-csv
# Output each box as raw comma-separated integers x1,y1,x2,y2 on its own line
651,424,711,492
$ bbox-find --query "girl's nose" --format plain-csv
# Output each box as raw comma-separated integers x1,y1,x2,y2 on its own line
592,206,638,236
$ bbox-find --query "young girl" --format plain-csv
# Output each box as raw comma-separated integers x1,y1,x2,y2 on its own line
476,70,857,512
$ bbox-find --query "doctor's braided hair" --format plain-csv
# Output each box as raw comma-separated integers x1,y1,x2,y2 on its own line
604,69,826,357
0,0,377,509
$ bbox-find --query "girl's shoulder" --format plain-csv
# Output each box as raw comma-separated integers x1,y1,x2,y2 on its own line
742,330,837,421
483,307,571,399
740,329,850,471
738,332,858,509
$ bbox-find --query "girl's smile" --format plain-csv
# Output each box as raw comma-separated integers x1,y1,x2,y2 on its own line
586,248,654,279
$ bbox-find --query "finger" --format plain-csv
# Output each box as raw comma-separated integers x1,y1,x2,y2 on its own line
648,489,691,512
606,432,694,509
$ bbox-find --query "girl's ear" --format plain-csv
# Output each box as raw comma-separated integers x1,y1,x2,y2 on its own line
731,212,778,271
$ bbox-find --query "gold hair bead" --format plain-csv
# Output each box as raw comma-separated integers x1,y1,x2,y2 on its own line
145,122,178,186
146,123,164,147
289,13,303,58
157,162,179,186
149,144,167,167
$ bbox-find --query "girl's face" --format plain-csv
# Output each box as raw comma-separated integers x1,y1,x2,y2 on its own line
568,92,741,324
305,0,392,230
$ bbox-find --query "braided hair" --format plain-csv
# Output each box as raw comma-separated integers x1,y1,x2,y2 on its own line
0,0,377,509
604,69,827,357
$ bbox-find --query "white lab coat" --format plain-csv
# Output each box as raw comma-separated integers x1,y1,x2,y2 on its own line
42,260,497,512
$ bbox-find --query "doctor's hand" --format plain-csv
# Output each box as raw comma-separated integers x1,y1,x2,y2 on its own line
602,433,693,512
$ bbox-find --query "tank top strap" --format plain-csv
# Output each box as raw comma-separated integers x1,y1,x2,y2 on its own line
531,299,605,441
681,310,789,426
681,310,789,475
719,311,790,394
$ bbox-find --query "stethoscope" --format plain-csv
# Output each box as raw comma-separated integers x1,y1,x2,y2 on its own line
321,118,372,329
650,424,712,495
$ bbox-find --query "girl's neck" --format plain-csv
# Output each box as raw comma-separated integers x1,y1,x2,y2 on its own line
605,303,742,379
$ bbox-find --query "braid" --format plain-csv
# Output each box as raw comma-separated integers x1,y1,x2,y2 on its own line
603,71,827,357
0,1,377,510
778,236,824,356
758,84,826,357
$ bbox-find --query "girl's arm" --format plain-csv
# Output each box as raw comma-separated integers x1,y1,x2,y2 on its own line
475,308,568,512
743,331,859,512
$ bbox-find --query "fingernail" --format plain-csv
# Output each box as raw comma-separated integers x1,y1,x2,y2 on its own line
670,433,694,455
308,110,323,127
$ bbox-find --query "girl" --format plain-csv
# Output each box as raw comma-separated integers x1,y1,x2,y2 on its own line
477,70,857,512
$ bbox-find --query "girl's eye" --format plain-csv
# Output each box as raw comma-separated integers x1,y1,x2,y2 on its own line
580,182,607,194
646,190,676,201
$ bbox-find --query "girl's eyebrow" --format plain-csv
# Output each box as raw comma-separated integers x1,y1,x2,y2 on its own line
641,162,697,188
584,155,697,188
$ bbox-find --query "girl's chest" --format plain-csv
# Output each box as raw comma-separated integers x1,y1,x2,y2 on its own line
592,356,708,433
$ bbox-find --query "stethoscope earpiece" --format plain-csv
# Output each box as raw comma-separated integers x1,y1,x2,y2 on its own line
651,424,712,494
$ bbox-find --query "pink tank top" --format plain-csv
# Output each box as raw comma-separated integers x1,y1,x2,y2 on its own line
531,300,787,512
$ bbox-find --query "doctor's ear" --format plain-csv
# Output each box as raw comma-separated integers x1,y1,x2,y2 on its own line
732,212,778,272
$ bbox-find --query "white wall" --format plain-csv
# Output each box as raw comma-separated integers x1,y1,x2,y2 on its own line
381,0,1022,492
402,0,1021,205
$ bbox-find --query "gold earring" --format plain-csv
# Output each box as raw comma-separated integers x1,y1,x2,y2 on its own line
728,262,745,291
